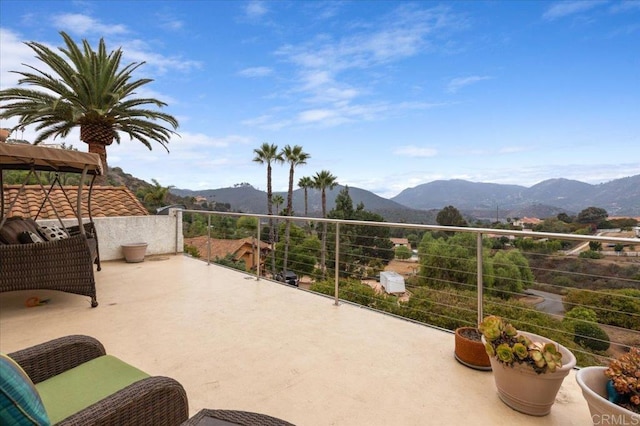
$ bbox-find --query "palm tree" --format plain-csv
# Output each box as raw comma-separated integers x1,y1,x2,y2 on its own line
272,194,284,215
252,142,283,275
0,32,178,184
281,145,310,272
313,170,338,278
137,178,174,212
298,176,314,217
298,175,314,236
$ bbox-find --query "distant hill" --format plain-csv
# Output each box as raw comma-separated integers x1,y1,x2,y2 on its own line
391,175,640,217
169,175,639,221
172,185,438,224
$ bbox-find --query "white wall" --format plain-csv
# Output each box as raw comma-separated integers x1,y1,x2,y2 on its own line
38,209,183,261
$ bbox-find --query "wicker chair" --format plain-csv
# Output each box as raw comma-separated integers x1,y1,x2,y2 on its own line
7,335,189,425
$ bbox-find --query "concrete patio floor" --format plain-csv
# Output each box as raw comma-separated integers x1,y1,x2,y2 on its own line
0,255,593,425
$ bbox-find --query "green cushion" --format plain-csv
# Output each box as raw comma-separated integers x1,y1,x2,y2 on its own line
35,355,149,424
0,352,51,425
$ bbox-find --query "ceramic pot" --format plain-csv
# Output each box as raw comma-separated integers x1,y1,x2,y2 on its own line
483,331,577,416
122,243,148,263
454,327,491,371
576,366,640,425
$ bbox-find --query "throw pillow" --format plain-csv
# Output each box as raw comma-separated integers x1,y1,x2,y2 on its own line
0,353,51,425
18,231,44,244
37,225,69,242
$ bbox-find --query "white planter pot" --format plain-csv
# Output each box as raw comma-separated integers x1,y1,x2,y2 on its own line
484,331,577,416
576,366,640,425
121,243,148,263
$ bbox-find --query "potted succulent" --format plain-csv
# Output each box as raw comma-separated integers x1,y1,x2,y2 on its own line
479,315,577,416
454,326,491,371
576,347,640,425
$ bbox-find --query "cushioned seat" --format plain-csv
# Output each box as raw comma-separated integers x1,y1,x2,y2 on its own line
4,335,189,425
36,355,150,424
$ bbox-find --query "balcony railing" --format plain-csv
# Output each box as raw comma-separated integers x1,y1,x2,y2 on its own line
183,209,640,367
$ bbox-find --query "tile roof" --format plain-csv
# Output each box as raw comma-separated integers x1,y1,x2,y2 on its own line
2,185,149,219
184,236,270,261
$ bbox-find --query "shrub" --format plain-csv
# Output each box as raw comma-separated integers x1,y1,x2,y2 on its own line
564,289,640,329
573,321,610,352
183,244,200,258
579,250,603,259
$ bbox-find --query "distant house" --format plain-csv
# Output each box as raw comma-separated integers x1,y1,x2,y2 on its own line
513,217,542,229
2,184,149,219
390,237,411,250
184,236,270,272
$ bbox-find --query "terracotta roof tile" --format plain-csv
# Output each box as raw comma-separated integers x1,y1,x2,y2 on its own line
184,236,270,260
3,185,149,219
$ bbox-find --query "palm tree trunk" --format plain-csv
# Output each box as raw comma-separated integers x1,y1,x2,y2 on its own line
88,142,108,186
267,165,276,277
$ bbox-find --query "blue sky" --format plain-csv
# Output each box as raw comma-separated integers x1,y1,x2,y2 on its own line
1,1,638,198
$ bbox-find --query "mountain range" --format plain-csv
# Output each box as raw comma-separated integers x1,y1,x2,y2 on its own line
171,175,640,223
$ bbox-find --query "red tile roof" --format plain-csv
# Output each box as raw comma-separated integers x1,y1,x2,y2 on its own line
3,185,149,219
184,236,270,261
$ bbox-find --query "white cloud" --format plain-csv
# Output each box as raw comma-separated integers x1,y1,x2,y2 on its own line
118,39,201,75
245,1,268,20
52,13,129,35
542,1,606,21
393,145,438,157
446,75,491,93
238,66,273,77
610,0,640,13
260,5,465,129
0,29,40,89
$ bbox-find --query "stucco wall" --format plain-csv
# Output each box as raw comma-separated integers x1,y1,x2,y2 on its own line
38,210,183,261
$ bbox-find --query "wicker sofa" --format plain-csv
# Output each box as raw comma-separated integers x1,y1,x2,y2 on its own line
5,335,189,425
0,217,100,307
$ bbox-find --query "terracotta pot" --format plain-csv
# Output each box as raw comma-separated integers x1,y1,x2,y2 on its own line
483,331,577,416
121,243,148,263
454,327,491,371
576,366,640,425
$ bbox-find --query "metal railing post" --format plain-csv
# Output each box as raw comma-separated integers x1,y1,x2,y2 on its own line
256,219,261,281
334,222,340,306
207,214,211,265
477,232,484,325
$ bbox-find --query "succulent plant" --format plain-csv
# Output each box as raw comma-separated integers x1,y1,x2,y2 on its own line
479,315,564,374
604,347,640,414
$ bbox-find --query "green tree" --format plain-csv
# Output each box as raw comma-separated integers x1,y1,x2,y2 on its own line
436,205,467,227
577,207,608,225
313,170,338,278
557,213,573,223
395,245,412,260
136,179,173,212
236,216,258,236
327,187,394,278
0,32,178,184
281,145,310,273
253,142,283,275
589,241,602,252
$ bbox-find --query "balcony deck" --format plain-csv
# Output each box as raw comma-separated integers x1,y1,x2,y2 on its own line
0,255,592,425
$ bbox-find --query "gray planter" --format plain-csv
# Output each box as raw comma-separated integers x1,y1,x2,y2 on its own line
576,366,640,425
483,331,577,416
121,243,148,263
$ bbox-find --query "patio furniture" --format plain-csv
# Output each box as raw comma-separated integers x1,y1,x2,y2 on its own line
0,144,102,307
182,409,295,426
3,335,189,425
